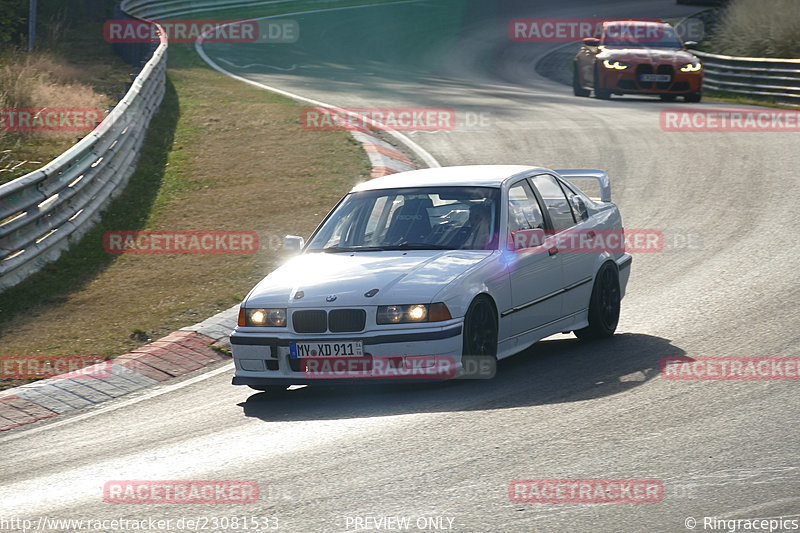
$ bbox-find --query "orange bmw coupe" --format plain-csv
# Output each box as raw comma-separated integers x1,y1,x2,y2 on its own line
573,20,702,102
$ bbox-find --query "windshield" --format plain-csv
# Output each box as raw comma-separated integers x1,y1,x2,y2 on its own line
306,186,501,252
601,22,683,48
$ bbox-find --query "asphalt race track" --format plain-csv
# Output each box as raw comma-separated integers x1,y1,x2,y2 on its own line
1,1,798,532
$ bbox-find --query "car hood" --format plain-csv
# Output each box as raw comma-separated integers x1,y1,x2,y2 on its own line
245,250,494,308
600,47,698,66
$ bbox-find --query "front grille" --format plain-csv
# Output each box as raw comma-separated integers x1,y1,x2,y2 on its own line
636,64,653,89
292,310,327,333
656,65,674,90
291,309,367,333
329,309,366,332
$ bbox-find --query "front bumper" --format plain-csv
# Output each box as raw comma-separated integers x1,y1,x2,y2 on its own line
599,66,702,94
231,321,464,385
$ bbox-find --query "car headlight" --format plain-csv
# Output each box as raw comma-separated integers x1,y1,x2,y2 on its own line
376,303,452,324
680,62,702,72
602,59,629,70
238,307,287,327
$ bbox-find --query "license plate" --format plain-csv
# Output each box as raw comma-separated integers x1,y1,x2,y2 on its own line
290,341,364,358
640,74,671,82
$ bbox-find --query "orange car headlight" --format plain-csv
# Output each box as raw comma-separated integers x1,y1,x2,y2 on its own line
602,59,630,70
238,307,287,327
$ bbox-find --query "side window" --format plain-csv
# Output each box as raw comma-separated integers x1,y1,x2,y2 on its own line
507,181,545,248
554,179,587,222
531,174,576,232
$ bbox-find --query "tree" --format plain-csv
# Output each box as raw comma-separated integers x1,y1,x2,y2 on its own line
0,0,27,45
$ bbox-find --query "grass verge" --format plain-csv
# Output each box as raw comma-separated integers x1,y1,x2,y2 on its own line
0,20,132,184
0,7,373,390
704,0,800,59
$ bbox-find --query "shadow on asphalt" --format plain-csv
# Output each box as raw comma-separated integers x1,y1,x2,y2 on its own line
239,332,685,422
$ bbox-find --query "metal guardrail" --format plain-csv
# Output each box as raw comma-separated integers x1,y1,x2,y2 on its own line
691,50,800,106
676,10,800,107
0,0,298,292
112,3,163,67
0,8,167,292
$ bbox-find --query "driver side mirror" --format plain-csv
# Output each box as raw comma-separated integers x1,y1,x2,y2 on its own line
571,196,589,222
284,235,304,254
583,37,600,47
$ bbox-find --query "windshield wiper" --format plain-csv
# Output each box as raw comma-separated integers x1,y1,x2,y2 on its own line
317,246,387,253
382,243,455,250
315,243,456,253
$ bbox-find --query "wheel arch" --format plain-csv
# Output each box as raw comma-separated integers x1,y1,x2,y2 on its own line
469,292,499,324
461,292,500,358
590,253,620,283
593,62,603,88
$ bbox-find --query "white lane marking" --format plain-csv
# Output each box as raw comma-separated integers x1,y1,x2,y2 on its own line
193,1,441,169
216,58,321,71
0,362,234,442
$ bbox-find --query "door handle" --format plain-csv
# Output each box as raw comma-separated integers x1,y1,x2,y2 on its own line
548,247,558,256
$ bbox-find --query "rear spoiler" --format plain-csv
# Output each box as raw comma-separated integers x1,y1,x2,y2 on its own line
554,169,612,203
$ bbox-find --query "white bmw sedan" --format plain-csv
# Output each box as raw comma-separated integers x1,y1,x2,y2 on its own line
231,165,631,389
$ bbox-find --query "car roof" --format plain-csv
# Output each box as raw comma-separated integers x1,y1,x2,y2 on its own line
350,165,549,192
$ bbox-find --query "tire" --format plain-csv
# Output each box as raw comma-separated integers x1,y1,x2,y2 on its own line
660,94,677,101
593,68,611,99
574,262,620,340
573,63,590,97
462,295,498,358
685,92,702,102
